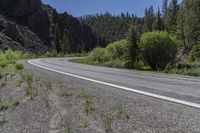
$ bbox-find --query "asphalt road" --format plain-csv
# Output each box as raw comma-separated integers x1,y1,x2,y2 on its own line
28,58,200,109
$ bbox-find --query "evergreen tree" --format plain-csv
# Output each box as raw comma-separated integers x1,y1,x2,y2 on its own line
162,0,169,15
153,7,164,31
144,6,154,32
77,44,82,53
62,32,71,54
127,27,139,68
165,0,179,33
54,23,62,53
177,0,200,55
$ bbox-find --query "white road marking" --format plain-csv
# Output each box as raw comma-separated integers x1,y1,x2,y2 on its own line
28,59,200,109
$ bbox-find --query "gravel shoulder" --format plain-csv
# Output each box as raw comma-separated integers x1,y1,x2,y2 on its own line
0,60,200,133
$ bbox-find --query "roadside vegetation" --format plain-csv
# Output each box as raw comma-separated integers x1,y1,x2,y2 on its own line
71,0,200,77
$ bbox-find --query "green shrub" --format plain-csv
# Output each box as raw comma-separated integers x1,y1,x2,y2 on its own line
105,59,124,68
0,61,8,68
15,63,24,70
140,31,178,70
4,49,22,60
166,62,200,76
88,47,111,64
106,39,128,60
189,43,200,62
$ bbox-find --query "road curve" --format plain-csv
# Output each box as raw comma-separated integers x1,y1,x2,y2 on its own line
28,58,200,108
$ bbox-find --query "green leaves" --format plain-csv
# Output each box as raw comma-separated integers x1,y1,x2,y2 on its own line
140,31,178,70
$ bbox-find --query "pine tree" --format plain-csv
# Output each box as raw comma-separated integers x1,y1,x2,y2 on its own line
144,6,154,32
54,23,62,53
153,7,164,31
177,6,186,52
128,27,139,68
77,44,82,53
62,32,71,54
165,0,179,33
162,0,168,15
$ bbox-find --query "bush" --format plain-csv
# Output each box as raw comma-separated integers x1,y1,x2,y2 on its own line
106,39,128,60
140,31,178,70
87,47,111,64
189,43,200,62
0,61,8,68
15,63,24,70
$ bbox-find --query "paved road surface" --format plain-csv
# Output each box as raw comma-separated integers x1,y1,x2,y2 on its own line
28,58,200,109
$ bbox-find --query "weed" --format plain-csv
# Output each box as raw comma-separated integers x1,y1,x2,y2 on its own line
21,71,33,82
80,119,90,127
0,99,9,111
20,70,34,99
0,78,6,88
44,80,52,90
0,61,8,68
11,97,20,106
26,80,33,100
64,121,72,133
79,91,93,114
60,89,73,97
15,63,24,70
0,115,5,125
116,104,129,119
15,79,23,87
3,64,16,76
0,73,3,79
103,113,113,133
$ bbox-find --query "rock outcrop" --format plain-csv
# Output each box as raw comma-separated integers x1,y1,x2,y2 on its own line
0,0,96,53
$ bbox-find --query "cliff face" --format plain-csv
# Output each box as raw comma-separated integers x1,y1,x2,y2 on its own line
0,0,96,53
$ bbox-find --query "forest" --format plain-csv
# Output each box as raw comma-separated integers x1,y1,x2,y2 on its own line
70,0,200,76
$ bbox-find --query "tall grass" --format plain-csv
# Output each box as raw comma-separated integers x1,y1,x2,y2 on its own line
0,49,37,69
164,62,200,76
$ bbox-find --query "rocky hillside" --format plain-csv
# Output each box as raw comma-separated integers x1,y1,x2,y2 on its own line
0,0,97,53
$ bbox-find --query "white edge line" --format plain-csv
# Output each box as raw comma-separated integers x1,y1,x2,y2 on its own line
28,59,200,109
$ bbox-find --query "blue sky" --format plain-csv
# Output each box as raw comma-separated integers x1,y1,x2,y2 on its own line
42,0,182,17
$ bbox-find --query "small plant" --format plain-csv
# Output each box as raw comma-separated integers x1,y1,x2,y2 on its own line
21,71,33,82
0,61,8,68
116,104,129,119
11,97,20,106
60,89,73,97
15,63,24,70
79,91,93,114
103,114,113,133
43,95,50,108
0,99,9,111
64,121,72,133
44,80,52,90
0,115,5,125
0,78,6,88
80,119,90,127
26,80,33,100
0,73,3,79
15,79,23,87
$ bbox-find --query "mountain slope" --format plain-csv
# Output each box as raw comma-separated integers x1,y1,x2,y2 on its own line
0,0,97,53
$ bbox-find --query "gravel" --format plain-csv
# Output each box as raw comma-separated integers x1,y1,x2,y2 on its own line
0,61,200,133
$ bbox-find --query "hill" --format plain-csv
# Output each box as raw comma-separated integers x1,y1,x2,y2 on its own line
0,0,97,53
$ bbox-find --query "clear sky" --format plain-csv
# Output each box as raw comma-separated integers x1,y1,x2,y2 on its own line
41,0,182,17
